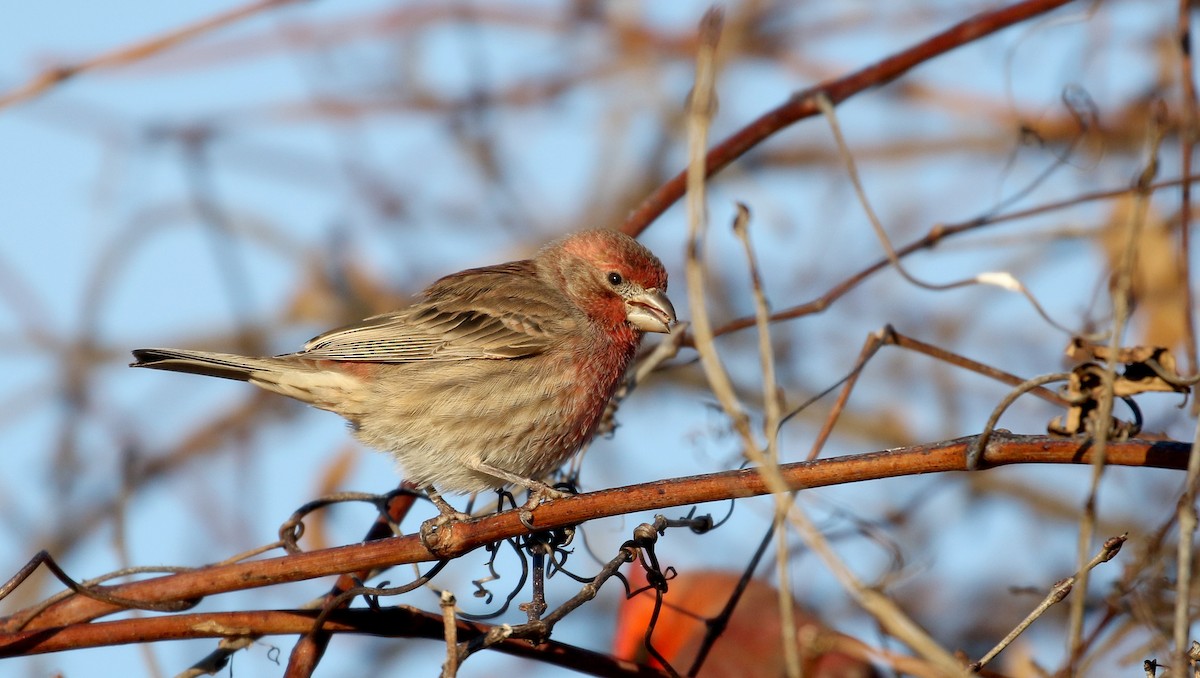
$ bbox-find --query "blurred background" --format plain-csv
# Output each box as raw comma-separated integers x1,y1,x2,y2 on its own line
0,1,1194,676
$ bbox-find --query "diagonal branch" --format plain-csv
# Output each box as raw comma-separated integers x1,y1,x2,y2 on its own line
620,0,1077,237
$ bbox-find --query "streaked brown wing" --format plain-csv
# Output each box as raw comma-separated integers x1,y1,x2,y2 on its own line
294,262,573,362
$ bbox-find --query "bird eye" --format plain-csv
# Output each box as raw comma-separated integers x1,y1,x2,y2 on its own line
607,272,623,286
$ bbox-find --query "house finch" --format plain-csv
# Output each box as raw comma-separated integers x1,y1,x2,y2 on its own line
131,229,674,519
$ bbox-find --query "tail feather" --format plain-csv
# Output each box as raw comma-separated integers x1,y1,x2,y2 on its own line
131,347,365,415
130,348,292,382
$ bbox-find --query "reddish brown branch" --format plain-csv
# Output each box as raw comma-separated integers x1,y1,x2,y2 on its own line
0,434,1186,642
620,0,1077,237
1,607,669,677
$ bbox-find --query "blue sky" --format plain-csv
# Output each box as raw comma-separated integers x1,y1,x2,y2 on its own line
1,2,1192,676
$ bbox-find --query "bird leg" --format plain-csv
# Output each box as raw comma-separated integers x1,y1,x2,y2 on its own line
425,486,472,521
469,460,570,503
418,485,473,551
468,460,571,529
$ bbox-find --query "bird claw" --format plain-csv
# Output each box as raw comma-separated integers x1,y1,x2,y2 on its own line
418,486,472,551
516,484,572,530
524,485,570,506
419,510,471,553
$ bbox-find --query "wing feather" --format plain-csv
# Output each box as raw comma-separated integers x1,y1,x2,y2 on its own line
293,261,574,362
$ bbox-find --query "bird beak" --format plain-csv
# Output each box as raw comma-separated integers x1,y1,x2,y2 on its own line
625,289,676,333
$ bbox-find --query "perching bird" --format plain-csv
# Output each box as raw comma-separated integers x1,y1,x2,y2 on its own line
131,229,674,519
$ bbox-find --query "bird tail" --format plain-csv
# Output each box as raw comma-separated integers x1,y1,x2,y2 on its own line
131,348,293,382
131,348,366,415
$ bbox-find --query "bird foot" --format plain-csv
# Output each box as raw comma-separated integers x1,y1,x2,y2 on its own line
419,510,471,553
516,484,572,529
418,486,471,552
524,484,570,507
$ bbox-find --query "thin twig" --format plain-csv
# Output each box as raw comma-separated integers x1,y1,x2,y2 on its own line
1067,103,1166,669
1175,4,1200,670
440,590,459,678
781,499,966,675
684,7,754,452
1178,0,1199,381
0,0,305,110
815,92,1081,338
966,372,1073,470
974,534,1126,671
683,12,803,677
730,204,801,676
709,174,1200,340
1175,409,1200,673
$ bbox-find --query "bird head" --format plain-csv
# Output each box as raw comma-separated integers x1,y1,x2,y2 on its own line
539,230,676,336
